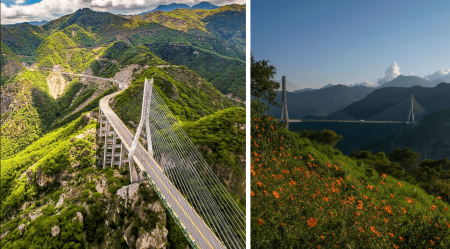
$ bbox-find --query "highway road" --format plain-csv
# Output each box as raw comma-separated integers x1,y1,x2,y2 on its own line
61,72,127,89
100,91,226,249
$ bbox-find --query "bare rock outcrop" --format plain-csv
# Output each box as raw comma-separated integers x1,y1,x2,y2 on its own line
117,183,140,200
18,224,25,235
46,71,70,99
72,212,83,223
135,226,169,249
51,225,60,237
35,167,55,187
55,193,66,208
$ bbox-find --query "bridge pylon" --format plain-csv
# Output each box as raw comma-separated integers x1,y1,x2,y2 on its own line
406,94,417,126
128,78,154,183
280,76,290,129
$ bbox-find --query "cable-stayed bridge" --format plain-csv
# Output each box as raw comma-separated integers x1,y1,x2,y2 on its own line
98,78,245,249
276,76,428,127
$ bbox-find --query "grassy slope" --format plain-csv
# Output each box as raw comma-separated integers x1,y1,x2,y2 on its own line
251,115,450,248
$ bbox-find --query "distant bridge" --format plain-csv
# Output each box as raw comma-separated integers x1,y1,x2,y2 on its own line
276,76,426,128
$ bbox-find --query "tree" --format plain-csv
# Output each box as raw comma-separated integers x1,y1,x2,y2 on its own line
300,129,343,147
251,53,280,107
389,148,420,172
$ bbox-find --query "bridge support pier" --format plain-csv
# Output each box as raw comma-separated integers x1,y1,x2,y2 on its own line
98,109,146,183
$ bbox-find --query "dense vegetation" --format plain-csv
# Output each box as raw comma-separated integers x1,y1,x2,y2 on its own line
1,115,96,219
183,107,246,204
147,43,245,99
139,4,246,50
251,113,450,248
0,68,113,158
113,65,236,122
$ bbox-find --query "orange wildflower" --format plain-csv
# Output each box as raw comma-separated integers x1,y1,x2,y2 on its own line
256,218,264,225
320,235,324,240
394,245,399,249
430,205,436,211
307,217,318,228
257,181,262,187
384,217,388,224
382,174,387,178
273,191,281,199
444,207,448,212
251,191,255,196
289,180,296,185
389,233,394,237
391,194,395,198
398,182,402,187
406,197,412,203
399,237,403,241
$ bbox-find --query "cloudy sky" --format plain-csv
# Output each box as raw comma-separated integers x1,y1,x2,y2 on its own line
252,0,450,90
1,0,245,24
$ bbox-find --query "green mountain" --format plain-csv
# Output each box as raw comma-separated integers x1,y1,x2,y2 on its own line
361,108,450,160
1,6,245,99
0,23,45,58
0,6,245,248
264,84,375,118
380,75,446,88
343,83,450,120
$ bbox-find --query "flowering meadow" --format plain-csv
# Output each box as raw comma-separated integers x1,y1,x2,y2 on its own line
251,115,450,248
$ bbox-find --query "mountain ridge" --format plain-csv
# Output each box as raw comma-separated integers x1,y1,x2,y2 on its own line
139,1,220,15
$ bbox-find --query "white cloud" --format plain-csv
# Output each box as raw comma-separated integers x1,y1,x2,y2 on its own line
377,62,401,85
352,81,379,87
424,69,450,83
0,0,244,24
408,72,415,76
322,81,378,88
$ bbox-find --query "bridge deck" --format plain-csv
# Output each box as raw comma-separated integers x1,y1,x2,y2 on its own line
276,119,416,124
100,91,225,249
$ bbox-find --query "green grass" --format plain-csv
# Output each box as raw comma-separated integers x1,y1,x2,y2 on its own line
251,114,450,248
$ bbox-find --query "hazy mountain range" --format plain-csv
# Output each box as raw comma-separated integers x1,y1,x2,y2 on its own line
139,1,220,15
293,75,448,93
265,84,375,118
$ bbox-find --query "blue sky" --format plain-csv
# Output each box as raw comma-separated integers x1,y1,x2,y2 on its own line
251,0,450,89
